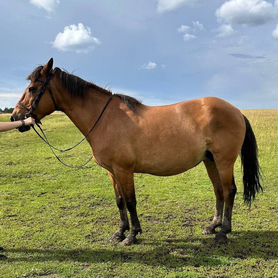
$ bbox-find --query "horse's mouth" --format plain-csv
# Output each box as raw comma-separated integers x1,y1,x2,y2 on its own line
18,125,31,133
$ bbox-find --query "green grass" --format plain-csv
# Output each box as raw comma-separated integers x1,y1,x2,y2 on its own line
0,110,277,278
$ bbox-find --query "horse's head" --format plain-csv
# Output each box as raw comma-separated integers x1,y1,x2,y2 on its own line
11,58,58,132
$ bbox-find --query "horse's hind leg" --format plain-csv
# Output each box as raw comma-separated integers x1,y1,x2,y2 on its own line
108,172,130,243
203,158,224,235
214,163,237,242
113,170,142,246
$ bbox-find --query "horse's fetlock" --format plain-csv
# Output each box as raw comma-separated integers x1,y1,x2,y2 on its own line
132,227,142,235
120,223,130,232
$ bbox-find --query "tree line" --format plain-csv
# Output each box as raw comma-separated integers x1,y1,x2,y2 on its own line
0,107,14,113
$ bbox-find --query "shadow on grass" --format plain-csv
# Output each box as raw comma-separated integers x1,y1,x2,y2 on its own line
3,230,277,268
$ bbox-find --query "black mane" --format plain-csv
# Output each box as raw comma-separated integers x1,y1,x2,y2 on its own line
113,94,142,110
27,66,142,111
58,68,110,97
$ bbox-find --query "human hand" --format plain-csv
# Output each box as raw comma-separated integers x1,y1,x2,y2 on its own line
23,117,35,126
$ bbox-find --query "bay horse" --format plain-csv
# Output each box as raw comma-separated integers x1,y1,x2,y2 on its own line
11,58,262,245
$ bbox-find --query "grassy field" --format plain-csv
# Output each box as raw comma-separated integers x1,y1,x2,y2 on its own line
0,110,277,278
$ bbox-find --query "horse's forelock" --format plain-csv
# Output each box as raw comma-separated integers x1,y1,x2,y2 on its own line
27,65,43,81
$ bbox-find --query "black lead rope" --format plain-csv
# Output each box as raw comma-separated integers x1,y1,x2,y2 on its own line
33,124,93,169
34,123,86,153
32,95,113,169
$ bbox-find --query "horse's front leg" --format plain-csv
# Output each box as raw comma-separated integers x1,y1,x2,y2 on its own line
108,172,130,243
114,170,142,246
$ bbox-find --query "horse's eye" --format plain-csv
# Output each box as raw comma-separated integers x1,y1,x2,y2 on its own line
29,87,37,93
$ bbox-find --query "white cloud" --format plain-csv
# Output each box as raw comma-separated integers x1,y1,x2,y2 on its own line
216,0,275,26
178,25,191,33
157,0,197,13
217,24,235,37
142,62,157,70
272,24,278,39
183,33,196,41
178,21,203,41
192,20,204,31
52,23,101,53
30,0,59,13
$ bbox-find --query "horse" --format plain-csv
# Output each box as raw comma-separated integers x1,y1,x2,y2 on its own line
11,58,262,245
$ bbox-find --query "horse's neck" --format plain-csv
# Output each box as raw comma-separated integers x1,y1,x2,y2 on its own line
60,89,111,136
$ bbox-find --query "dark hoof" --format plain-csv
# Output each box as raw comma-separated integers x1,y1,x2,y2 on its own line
215,232,228,244
110,232,126,243
0,254,7,260
203,226,216,235
121,235,138,246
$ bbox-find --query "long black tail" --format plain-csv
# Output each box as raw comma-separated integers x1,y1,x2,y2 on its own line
241,115,263,205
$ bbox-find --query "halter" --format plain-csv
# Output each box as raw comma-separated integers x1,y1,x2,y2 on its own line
16,73,58,121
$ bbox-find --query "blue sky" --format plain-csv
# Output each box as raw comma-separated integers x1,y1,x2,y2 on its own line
0,0,277,109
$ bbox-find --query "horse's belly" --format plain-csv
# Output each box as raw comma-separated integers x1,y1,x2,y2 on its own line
135,163,200,176
134,147,204,176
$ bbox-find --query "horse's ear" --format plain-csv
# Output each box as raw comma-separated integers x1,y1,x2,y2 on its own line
41,58,54,76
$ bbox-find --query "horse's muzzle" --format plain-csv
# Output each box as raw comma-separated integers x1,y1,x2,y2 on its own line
10,115,31,133
18,125,31,133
